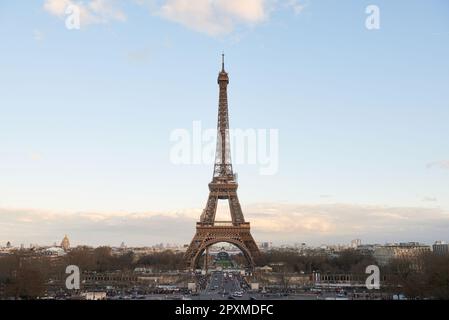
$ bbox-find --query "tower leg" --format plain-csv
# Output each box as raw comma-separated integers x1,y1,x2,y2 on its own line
204,247,209,272
228,193,245,224
201,194,218,223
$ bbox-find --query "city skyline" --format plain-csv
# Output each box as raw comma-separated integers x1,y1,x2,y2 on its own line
1,1,449,247
1,230,445,250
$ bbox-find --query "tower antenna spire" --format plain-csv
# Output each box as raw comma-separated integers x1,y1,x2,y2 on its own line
221,52,225,71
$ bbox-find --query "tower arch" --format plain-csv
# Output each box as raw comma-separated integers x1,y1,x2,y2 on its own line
191,238,255,269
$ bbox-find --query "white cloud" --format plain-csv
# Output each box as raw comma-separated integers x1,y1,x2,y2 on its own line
285,0,305,15
44,0,70,16
43,0,126,27
43,0,304,35
157,0,268,36
29,152,43,161
427,160,449,170
1,203,448,247
247,203,449,245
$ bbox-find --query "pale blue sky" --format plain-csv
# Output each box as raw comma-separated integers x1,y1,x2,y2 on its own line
0,1,448,246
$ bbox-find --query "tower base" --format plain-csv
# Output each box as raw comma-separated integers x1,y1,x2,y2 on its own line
184,222,260,270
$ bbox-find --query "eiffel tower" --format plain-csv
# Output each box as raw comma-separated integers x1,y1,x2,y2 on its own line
184,55,260,270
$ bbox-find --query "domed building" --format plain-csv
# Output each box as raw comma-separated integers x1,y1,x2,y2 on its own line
60,235,70,251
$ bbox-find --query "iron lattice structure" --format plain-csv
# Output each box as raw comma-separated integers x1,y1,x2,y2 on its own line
184,56,260,269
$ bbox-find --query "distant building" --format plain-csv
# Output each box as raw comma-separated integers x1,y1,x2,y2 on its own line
255,265,273,273
351,239,362,248
61,235,70,251
134,267,153,274
356,244,382,255
259,242,272,250
433,241,449,255
82,292,107,300
373,242,430,266
215,251,230,261
6,241,11,248
43,247,66,256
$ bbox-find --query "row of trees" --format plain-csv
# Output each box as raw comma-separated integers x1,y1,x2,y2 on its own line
0,248,186,298
136,251,185,271
257,249,449,299
64,246,135,272
0,255,49,299
255,249,376,274
1,247,448,299
64,246,185,272
385,253,449,299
